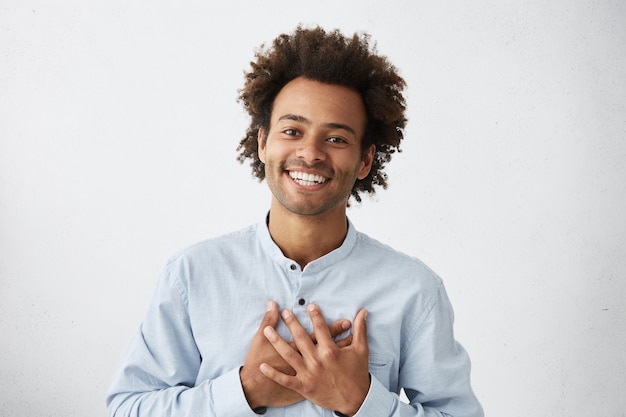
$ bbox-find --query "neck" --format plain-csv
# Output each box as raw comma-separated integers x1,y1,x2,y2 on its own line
267,201,349,269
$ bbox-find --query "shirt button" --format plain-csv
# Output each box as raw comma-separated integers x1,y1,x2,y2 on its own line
298,298,306,306
290,264,297,271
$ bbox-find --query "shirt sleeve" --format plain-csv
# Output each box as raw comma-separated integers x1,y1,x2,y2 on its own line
354,282,484,417
105,263,258,417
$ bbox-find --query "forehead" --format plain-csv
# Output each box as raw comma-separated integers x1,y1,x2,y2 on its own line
271,77,366,135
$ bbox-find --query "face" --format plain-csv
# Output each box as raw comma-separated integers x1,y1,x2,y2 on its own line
258,77,375,218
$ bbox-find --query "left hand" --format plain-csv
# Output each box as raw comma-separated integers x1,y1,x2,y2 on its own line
260,304,371,416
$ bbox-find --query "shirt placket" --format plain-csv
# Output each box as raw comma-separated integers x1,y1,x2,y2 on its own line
287,262,315,334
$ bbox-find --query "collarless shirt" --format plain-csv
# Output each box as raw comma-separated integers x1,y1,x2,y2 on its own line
106,218,483,417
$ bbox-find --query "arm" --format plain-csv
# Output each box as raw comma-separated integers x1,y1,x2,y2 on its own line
106,270,353,417
105,267,253,417
356,284,484,417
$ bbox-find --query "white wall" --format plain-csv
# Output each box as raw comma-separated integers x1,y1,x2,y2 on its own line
1,1,625,416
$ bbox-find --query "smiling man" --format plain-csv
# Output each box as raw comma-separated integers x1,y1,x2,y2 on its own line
258,78,375,266
106,26,483,417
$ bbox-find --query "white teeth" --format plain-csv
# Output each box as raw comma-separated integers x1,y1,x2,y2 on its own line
289,171,327,186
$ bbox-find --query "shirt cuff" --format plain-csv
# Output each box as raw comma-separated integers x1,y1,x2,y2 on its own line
210,367,260,417
352,375,395,417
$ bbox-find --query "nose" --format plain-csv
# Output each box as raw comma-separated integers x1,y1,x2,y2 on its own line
296,135,326,163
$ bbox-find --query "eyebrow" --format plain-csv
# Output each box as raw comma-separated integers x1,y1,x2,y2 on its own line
277,114,357,136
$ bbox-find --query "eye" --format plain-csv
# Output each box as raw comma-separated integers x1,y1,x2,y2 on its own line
327,136,348,144
283,128,300,136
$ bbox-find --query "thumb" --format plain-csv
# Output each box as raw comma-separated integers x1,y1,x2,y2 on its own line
259,300,279,331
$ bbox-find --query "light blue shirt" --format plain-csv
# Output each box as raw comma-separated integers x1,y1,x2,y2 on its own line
106,218,483,417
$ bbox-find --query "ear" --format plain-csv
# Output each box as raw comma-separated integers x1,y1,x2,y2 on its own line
257,127,267,164
357,144,375,180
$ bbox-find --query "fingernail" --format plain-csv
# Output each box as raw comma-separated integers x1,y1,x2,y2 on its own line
263,326,275,339
266,301,273,311
307,304,316,312
342,320,351,330
281,309,291,319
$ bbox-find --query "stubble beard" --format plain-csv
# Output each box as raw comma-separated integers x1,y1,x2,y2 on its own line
265,160,360,217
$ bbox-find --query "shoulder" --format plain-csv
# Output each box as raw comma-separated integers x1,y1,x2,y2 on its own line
354,230,443,289
352,231,451,331
165,223,258,270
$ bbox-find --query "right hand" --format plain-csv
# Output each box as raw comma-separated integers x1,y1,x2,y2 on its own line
240,301,352,409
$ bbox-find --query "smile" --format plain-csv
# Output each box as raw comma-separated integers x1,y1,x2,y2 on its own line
289,171,328,186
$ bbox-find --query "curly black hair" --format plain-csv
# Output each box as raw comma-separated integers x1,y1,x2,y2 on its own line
237,26,407,203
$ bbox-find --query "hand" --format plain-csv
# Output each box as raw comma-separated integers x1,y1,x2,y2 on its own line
260,304,370,416
241,301,353,410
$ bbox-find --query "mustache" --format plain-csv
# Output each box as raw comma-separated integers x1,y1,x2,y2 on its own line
281,160,335,178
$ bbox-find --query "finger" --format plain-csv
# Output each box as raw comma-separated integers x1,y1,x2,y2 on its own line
352,309,369,352
263,325,305,369
307,304,334,348
280,309,317,356
258,300,279,332
335,334,353,348
327,318,352,340
309,318,350,344
259,362,301,391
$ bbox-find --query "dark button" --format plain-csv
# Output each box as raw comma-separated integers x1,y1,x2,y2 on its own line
298,298,306,305
290,264,297,271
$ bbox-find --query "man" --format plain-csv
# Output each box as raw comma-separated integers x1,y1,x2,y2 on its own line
106,26,483,417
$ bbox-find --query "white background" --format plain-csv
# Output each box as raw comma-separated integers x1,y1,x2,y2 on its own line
1,1,625,416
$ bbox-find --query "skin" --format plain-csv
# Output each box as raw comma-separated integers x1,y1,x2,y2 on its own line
262,305,370,416
240,301,354,409
240,77,374,415
258,77,375,268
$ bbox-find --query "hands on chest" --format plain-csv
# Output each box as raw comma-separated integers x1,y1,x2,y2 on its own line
240,301,370,416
